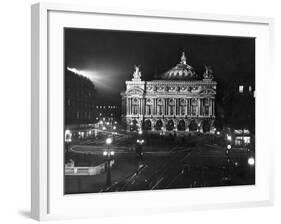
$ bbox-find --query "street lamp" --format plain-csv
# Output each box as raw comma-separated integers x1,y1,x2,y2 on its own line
227,135,232,141
136,138,144,162
227,144,231,150
104,137,114,186
106,137,112,145
248,157,255,166
248,156,255,181
136,139,144,144
65,129,72,152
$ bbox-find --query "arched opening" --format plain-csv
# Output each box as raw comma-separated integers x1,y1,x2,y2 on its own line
130,119,138,131
166,120,174,131
177,120,186,131
202,120,211,133
155,120,163,131
189,120,198,131
143,120,152,130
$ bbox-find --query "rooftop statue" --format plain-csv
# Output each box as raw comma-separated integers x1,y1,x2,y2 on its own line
133,65,142,79
180,51,187,65
203,65,214,79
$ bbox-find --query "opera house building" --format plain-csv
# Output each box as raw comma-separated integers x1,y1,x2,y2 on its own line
121,52,217,134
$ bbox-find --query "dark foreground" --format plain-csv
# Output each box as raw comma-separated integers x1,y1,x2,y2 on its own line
64,131,255,194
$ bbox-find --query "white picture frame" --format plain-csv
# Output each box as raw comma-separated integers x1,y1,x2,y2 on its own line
31,2,274,221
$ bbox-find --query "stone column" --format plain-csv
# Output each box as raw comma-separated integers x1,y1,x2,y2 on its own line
209,99,212,116
175,99,177,115
130,98,132,115
163,99,165,115
212,98,215,116
138,98,141,116
141,98,144,116
187,99,190,116
165,98,167,115
154,98,157,115
178,99,180,115
173,99,176,115
198,98,201,117
139,99,142,115
126,98,129,116
128,98,131,115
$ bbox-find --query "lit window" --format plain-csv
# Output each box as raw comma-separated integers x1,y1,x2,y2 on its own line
239,85,244,93
249,86,252,92
244,137,250,144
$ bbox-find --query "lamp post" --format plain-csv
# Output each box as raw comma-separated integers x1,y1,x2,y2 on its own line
225,143,232,182
65,130,72,153
248,156,255,181
104,137,114,186
136,138,144,162
248,157,255,166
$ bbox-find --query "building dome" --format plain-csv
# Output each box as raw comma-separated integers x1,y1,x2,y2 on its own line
160,52,197,80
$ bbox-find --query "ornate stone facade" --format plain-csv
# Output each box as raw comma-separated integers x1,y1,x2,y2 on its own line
121,52,217,134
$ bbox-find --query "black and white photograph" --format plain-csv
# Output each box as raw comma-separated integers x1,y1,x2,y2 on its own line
64,28,255,194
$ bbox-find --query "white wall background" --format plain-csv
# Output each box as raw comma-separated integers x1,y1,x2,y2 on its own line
0,0,279,223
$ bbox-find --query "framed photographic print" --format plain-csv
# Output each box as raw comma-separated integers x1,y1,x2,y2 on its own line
31,2,274,221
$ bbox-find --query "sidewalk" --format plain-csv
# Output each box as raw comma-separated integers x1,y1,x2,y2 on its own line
65,155,139,194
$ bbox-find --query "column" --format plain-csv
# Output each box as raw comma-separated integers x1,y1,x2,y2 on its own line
199,99,201,116
165,98,167,115
126,98,129,116
154,98,157,115
129,98,132,115
143,98,146,115
188,98,191,116
140,98,143,116
175,99,177,115
209,99,212,116
212,99,215,116
128,98,130,115
189,99,191,116
138,98,141,115
176,99,180,115
187,99,189,116
173,99,176,115
198,98,200,116
185,99,187,116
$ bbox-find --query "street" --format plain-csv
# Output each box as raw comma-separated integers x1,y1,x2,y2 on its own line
64,129,255,194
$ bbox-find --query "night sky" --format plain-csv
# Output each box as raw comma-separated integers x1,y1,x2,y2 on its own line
64,28,255,106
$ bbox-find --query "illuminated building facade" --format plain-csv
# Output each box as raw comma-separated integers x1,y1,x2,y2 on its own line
121,52,217,133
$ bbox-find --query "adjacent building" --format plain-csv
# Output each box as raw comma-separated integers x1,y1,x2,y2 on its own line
65,68,96,125
121,52,217,133
94,105,121,123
